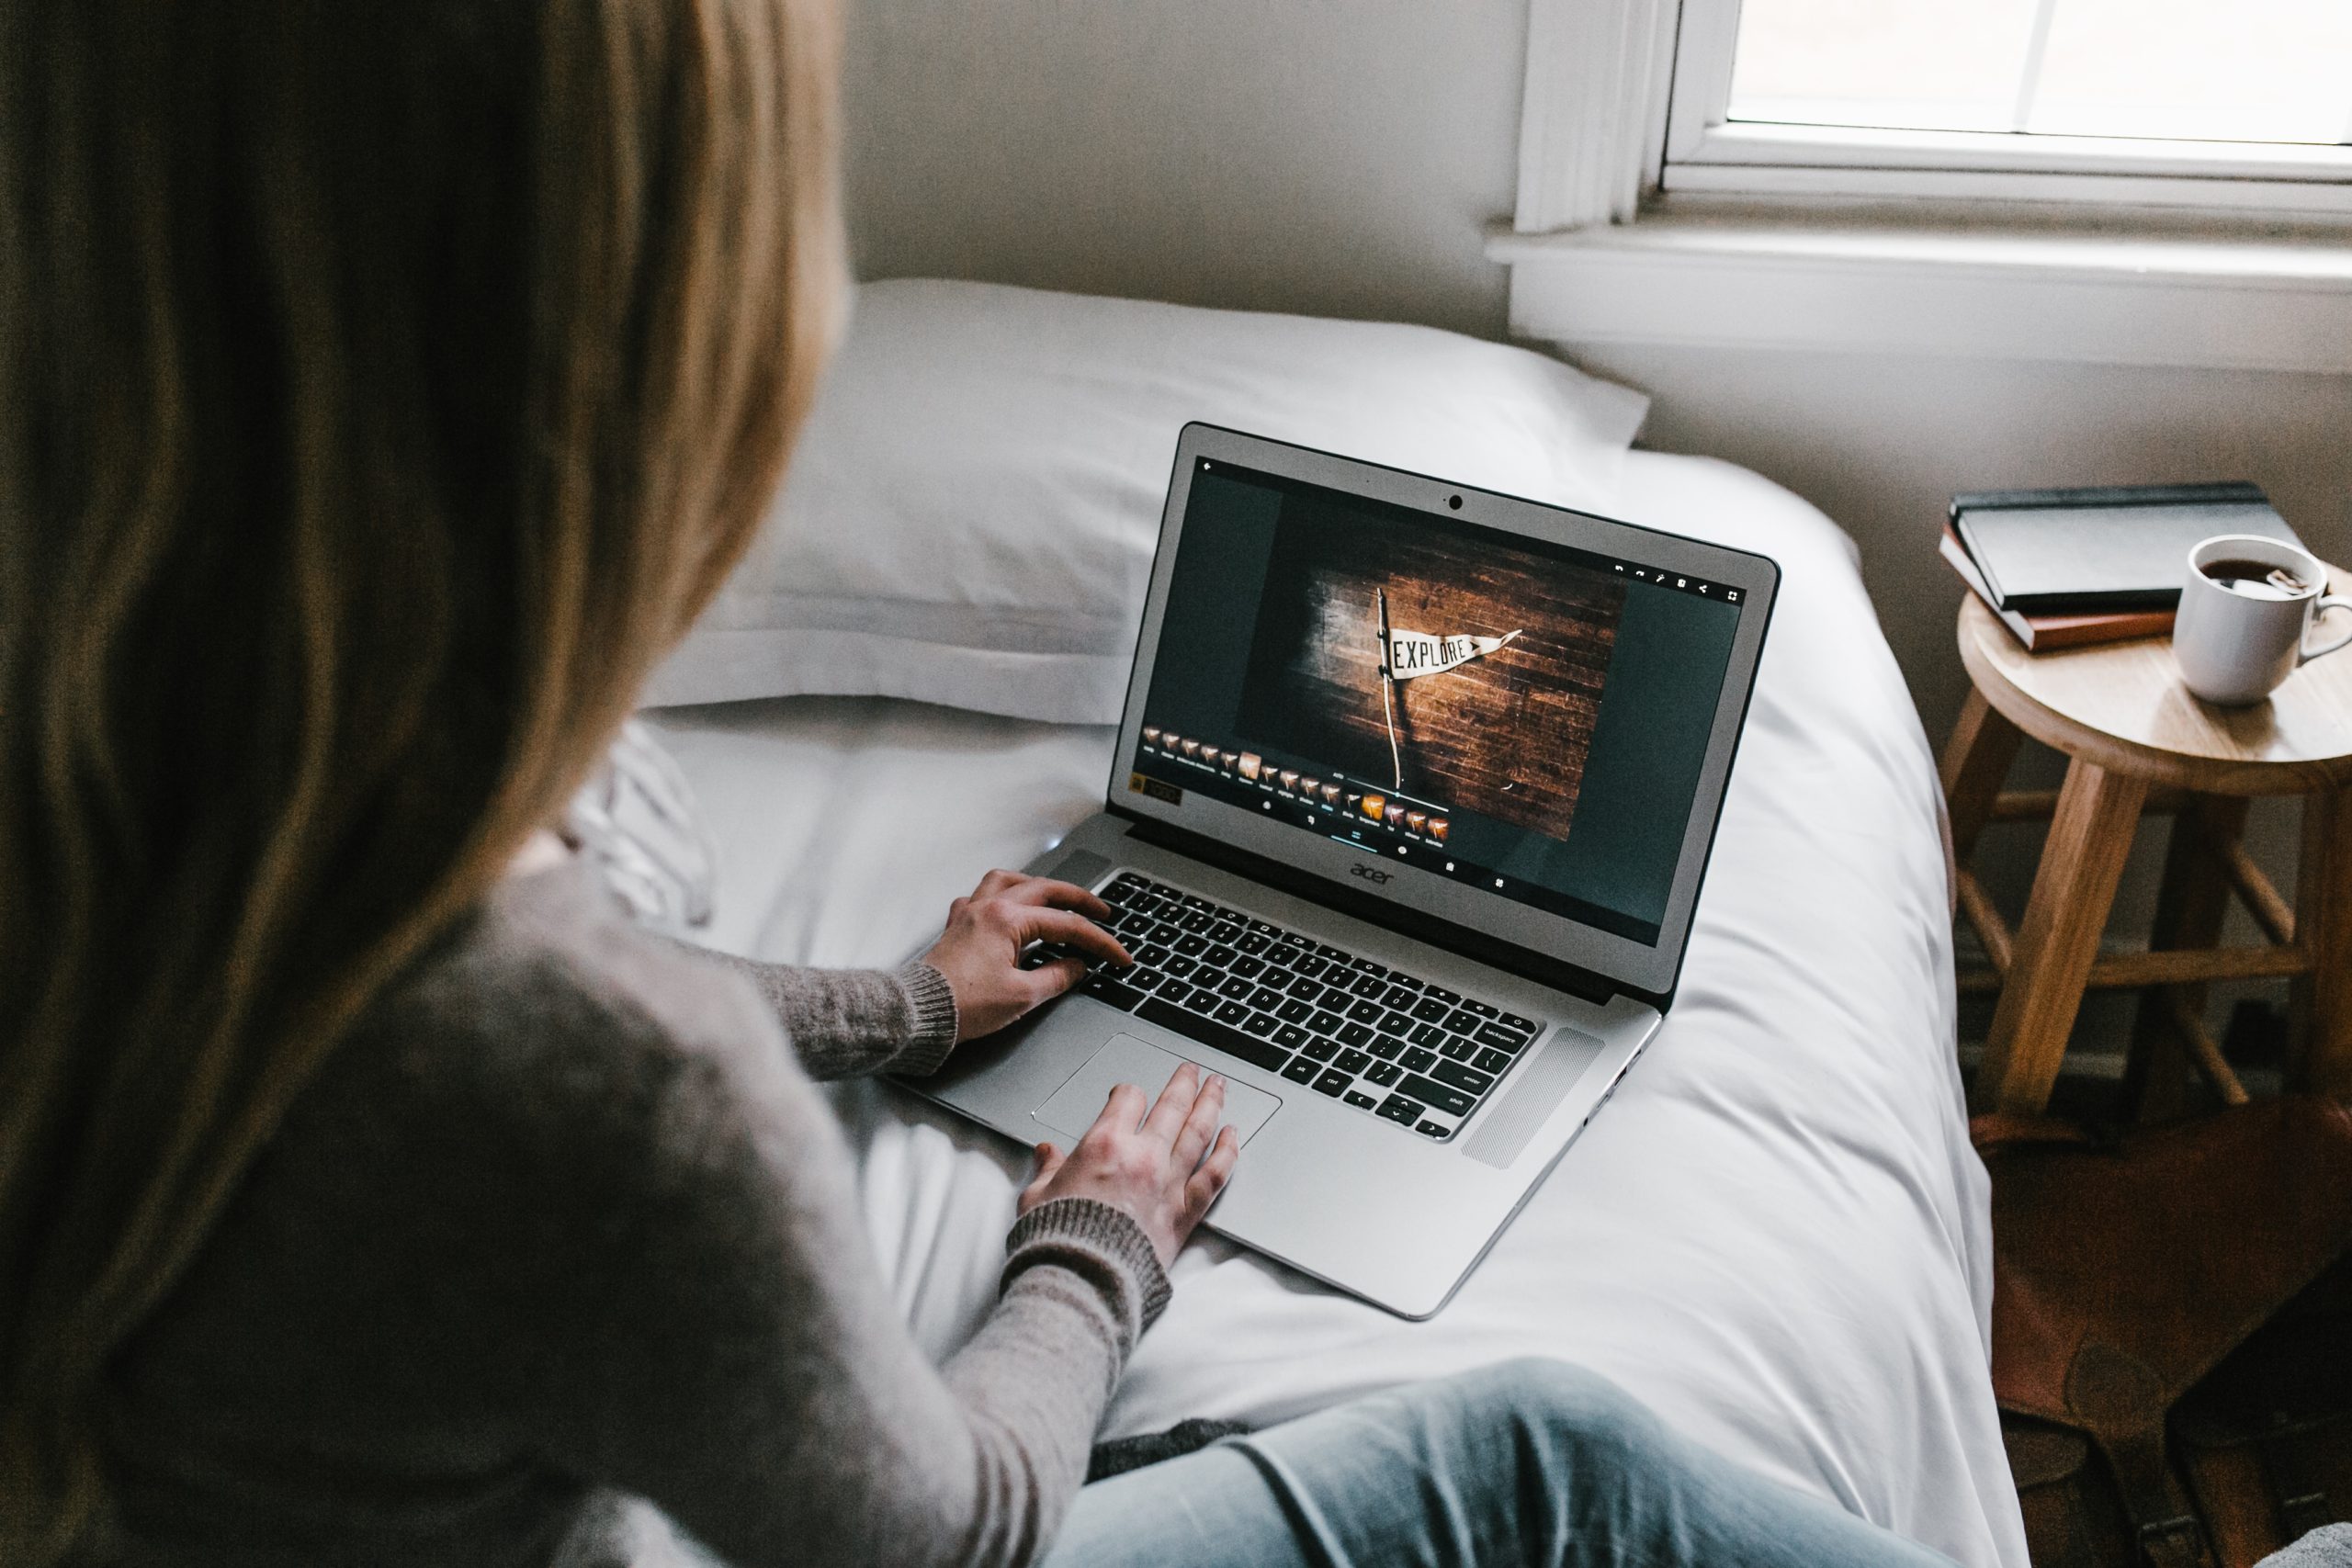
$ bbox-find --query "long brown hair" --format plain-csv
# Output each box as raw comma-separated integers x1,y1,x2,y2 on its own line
0,0,843,1555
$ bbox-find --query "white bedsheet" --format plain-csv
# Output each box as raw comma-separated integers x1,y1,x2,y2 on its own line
642,449,2028,1567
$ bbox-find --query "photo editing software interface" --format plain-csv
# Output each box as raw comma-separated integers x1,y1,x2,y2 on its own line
1132,458,1744,947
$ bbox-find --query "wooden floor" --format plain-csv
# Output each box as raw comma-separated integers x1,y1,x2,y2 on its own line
1240,527,1623,842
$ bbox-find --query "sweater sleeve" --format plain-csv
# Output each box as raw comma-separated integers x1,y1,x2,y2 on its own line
673,942,962,1079
483,942,1164,1568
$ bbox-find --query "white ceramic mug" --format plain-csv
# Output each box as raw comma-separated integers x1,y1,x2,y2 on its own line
2174,534,2352,706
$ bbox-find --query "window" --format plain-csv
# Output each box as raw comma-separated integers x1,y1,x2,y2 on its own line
1662,0,2352,213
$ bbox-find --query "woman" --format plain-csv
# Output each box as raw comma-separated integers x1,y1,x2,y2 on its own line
0,2,1957,1564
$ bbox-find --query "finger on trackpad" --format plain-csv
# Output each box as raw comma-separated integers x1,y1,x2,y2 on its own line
1032,1034,1282,1146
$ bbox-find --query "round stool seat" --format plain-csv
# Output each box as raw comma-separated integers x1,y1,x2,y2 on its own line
1958,568,2352,797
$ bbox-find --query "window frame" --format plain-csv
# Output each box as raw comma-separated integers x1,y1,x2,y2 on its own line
1658,0,2352,219
1498,0,2352,376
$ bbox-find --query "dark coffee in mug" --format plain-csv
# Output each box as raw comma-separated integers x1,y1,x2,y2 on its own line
2200,557,2311,601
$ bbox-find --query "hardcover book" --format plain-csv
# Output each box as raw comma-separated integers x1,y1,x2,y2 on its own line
1951,481,2303,615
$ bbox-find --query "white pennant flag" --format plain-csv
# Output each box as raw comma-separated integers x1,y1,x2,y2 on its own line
1386,627,1521,680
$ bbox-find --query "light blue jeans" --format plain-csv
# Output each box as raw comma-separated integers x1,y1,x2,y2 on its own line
1043,1359,1960,1568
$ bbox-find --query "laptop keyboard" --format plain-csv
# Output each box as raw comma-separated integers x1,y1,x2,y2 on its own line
1030,870,1546,1142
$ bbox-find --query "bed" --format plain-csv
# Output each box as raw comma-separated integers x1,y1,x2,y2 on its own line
637,283,2030,1567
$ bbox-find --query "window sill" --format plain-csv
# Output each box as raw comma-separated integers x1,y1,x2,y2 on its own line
1486,209,2352,373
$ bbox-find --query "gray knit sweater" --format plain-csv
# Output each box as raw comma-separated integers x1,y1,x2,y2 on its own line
99,861,1170,1567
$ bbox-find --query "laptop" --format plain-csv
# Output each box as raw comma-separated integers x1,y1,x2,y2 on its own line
910,423,1778,1317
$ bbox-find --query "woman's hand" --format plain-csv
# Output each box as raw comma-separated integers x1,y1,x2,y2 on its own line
919,870,1131,1043
1019,1063,1241,1266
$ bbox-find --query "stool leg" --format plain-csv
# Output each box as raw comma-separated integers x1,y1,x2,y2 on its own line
1940,688,2023,864
1973,758,2147,1117
2123,794,2248,1122
2291,784,2352,1099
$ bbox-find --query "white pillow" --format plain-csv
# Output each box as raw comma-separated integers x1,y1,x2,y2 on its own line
643,280,1649,723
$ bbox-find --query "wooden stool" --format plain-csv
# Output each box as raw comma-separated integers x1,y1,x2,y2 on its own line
1943,579,2352,1118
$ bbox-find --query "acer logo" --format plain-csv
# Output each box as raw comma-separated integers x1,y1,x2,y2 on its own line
1350,863,1394,886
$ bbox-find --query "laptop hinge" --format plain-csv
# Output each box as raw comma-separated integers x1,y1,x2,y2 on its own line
1114,808,1625,1008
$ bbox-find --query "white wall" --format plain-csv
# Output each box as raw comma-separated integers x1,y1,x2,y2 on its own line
842,1,2352,1057
842,0,1527,338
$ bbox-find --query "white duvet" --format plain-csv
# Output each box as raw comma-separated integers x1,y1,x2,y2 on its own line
645,449,2029,1567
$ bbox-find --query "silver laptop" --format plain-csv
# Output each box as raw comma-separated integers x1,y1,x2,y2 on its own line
910,423,1778,1318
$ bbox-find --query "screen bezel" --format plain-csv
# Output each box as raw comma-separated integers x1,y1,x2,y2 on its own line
1106,423,1780,1002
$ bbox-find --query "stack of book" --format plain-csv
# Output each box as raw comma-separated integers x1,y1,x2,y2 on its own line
1941,481,2306,651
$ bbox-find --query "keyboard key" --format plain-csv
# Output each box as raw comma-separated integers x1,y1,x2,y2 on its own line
1081,975,1147,1010
1249,986,1285,1012
1344,1089,1379,1110
1302,1036,1340,1062
1474,1022,1533,1053
1397,1073,1475,1117
1475,1046,1513,1074
1242,1011,1277,1037
1274,1023,1309,1049
1461,999,1500,1020
1440,1036,1477,1062
1134,996,1290,1075
1335,1047,1374,1076
1430,1059,1494,1096
1366,1033,1404,1061
1499,1011,1539,1034
1378,1010,1414,1037
1347,999,1384,1025
1127,969,1166,992
1248,919,1281,936
1136,944,1171,966
1338,1022,1374,1048
1180,911,1214,933
1174,934,1208,956
1208,920,1242,943
1348,974,1386,1000
1159,979,1193,1005
1165,955,1197,977
1408,1024,1448,1051
1238,933,1271,955
1424,985,1461,1005
1149,921,1182,944
1444,1010,1481,1034
1416,1122,1450,1139
1382,985,1419,1010
1312,1068,1351,1097
1401,1046,1439,1074
1388,975,1425,993
1182,990,1216,1016
1316,942,1352,962
1204,943,1238,968
1411,998,1452,1024
1217,976,1252,1001
1367,1061,1402,1087
1286,977,1324,1003
1295,955,1329,980
1281,1056,1319,1084
1351,958,1388,979
1376,1095,1424,1125
1276,999,1313,1024
1215,1000,1251,1027
1231,955,1266,980
1308,1010,1346,1036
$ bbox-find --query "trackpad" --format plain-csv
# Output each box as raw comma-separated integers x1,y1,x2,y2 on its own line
1033,1034,1282,1147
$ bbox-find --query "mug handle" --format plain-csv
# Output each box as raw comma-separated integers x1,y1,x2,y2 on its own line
2301,595,2352,664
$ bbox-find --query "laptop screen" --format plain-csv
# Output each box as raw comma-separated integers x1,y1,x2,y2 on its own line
1127,455,1747,948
